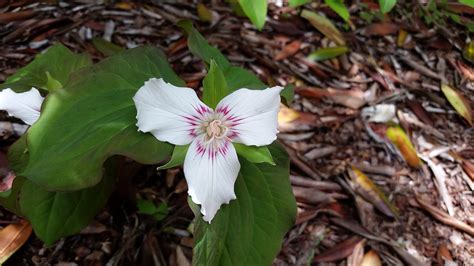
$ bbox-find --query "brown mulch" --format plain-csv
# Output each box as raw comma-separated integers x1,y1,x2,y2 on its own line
0,1,473,265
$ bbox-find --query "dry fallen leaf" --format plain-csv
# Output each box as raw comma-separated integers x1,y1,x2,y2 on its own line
313,236,363,263
300,9,345,45
414,194,474,236
386,126,422,168
362,22,400,36
440,83,473,126
0,220,32,265
297,87,366,109
275,40,301,61
348,166,399,218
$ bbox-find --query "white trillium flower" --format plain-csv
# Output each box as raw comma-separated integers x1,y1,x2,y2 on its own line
133,78,283,222
0,88,44,125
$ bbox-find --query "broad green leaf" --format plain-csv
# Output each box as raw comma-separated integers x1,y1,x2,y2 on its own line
1,44,92,92
192,143,296,265
459,0,474,8
92,37,124,57
386,126,422,168
157,145,189,170
301,9,346,45
289,0,311,7
238,0,268,30
203,60,229,108
19,47,180,191
441,83,473,125
20,159,116,246
234,143,274,165
379,0,396,13
325,0,350,21
223,66,266,90
307,46,349,61
177,20,230,69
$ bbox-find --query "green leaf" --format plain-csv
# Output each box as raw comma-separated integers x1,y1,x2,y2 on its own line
157,145,189,170
177,20,230,69
459,0,474,8
301,9,346,45
0,135,29,215
1,44,92,92
325,0,350,21
92,37,124,57
234,143,275,165
223,66,266,90
20,160,115,246
137,199,168,221
203,60,229,108
281,84,294,104
238,0,268,30
307,46,349,61
192,143,296,265
289,0,311,7
19,47,180,191
0,177,25,215
379,0,396,13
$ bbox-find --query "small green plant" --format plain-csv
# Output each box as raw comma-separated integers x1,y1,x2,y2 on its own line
0,21,296,265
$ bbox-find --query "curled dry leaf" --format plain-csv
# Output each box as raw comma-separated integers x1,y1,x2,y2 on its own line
0,220,32,265
386,126,422,168
300,9,345,45
440,83,473,126
360,250,382,266
348,166,399,218
275,40,301,61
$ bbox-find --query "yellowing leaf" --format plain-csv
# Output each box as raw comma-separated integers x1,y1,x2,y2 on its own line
361,250,382,266
397,29,408,47
463,41,474,63
307,46,348,61
0,220,32,264
348,166,399,218
278,104,300,123
301,9,346,45
441,83,473,126
386,126,422,168
197,3,213,23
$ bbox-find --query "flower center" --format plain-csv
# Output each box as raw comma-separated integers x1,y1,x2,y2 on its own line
205,119,227,139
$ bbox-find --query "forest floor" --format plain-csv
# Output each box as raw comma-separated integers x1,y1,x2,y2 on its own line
0,1,473,265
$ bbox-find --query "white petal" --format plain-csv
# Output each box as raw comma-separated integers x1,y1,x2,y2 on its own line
0,88,43,125
184,134,240,222
133,78,212,145
216,87,283,146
